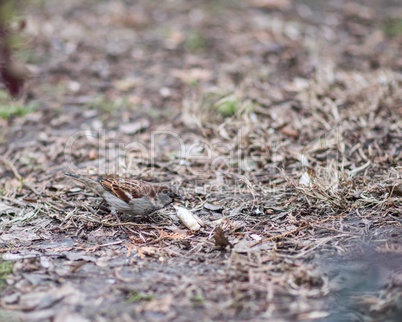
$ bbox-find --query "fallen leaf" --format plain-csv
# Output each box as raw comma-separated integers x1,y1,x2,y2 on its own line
281,126,299,138
119,119,150,135
204,203,223,211
158,230,187,240
299,171,311,187
250,234,262,241
17,284,76,311
22,198,37,203
0,230,39,243
137,246,159,259
213,227,233,248
64,253,96,262
391,184,402,197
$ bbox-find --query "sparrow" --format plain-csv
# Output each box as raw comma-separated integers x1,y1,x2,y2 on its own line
64,173,181,216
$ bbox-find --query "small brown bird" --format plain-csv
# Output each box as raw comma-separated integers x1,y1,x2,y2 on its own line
64,173,180,216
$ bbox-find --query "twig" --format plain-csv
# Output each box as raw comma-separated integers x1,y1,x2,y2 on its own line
78,215,157,229
0,157,41,195
0,195,26,206
0,157,21,180
250,206,356,247
85,240,123,252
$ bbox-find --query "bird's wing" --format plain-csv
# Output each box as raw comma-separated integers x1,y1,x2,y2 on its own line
98,177,159,203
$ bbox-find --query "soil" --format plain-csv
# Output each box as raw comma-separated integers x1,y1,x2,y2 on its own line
0,1,402,321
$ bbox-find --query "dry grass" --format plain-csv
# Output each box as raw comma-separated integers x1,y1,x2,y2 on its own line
0,1,402,321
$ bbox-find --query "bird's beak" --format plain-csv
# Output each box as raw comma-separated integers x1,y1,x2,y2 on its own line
173,193,183,202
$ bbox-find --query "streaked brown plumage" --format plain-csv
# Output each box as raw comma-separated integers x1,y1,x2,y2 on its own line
64,173,180,216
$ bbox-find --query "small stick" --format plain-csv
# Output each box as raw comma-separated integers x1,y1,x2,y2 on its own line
0,157,41,195
85,240,123,252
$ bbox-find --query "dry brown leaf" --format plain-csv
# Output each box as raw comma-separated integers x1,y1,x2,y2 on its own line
213,227,233,248
158,230,187,240
137,246,159,259
391,184,402,197
280,126,299,138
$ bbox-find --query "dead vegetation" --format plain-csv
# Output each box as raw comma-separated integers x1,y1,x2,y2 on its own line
0,0,402,321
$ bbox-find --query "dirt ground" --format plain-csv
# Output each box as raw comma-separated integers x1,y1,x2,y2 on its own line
1,0,402,321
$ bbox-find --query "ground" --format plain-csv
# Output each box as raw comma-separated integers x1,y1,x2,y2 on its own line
0,0,402,321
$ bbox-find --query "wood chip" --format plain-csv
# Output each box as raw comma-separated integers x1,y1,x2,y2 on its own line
175,206,201,231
